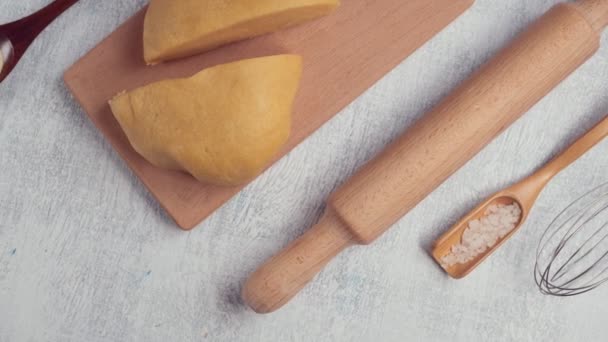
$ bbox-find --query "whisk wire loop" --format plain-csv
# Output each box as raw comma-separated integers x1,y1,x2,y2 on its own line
535,182,608,296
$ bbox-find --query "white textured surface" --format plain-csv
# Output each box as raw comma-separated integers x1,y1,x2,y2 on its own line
1,0,608,341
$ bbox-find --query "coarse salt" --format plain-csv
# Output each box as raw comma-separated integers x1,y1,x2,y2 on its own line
440,202,522,269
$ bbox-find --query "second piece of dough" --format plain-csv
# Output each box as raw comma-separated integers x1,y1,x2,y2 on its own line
110,55,303,186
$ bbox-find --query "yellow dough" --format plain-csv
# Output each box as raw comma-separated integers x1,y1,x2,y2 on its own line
143,0,339,64
109,55,303,186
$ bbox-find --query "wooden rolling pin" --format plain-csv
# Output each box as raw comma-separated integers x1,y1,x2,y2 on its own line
242,0,608,313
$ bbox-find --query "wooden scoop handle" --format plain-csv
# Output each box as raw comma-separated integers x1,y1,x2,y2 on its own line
242,210,354,313
536,115,608,182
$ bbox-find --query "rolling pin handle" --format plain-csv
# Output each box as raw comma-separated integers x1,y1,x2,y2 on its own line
242,209,355,313
572,0,608,32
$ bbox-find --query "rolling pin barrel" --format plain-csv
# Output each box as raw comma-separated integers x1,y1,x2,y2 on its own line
243,0,608,313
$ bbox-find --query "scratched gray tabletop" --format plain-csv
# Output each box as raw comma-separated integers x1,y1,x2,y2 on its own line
1,0,608,341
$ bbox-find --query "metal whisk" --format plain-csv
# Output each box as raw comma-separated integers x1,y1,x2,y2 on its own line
535,182,608,296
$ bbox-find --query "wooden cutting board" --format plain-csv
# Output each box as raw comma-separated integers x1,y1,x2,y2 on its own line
64,0,473,230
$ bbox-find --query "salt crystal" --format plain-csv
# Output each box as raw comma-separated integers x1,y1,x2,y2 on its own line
469,219,481,230
440,202,522,269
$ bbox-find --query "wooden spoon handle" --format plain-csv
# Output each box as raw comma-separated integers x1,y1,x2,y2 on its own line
242,210,354,313
537,115,608,181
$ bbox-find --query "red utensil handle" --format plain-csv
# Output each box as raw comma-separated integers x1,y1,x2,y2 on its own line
5,0,79,56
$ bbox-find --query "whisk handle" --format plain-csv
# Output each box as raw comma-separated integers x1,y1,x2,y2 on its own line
538,115,608,181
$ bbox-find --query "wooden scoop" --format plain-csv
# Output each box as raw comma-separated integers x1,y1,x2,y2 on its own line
433,115,608,279
242,0,608,313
